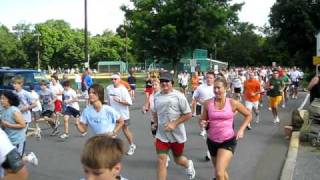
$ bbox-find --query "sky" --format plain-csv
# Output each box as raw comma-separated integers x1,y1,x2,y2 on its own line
0,0,276,35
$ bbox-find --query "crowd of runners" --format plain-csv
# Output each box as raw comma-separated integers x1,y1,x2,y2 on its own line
0,65,305,180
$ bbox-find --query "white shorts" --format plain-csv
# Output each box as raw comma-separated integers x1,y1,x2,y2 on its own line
245,101,259,110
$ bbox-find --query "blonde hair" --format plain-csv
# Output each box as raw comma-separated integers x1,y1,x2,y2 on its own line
81,135,124,170
12,75,24,84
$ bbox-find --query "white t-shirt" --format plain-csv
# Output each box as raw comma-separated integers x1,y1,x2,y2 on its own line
15,89,34,123
30,91,42,112
192,83,215,102
181,75,189,86
290,70,301,82
0,129,15,177
106,85,132,120
50,83,64,101
232,78,242,88
63,88,80,110
75,74,82,83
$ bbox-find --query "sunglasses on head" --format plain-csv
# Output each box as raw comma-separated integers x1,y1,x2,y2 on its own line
112,78,118,80
160,79,170,83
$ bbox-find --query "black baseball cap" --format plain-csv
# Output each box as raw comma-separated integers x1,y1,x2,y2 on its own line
159,72,173,81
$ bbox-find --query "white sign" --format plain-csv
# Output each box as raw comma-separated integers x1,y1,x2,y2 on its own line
84,62,89,68
316,32,320,56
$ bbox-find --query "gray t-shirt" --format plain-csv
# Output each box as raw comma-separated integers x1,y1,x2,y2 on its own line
153,90,191,143
39,89,54,111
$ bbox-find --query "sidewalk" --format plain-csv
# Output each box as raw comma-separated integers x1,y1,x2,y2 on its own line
294,143,320,180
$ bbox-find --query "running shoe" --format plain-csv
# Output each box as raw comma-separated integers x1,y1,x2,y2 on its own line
282,104,286,108
205,150,211,161
26,152,38,166
200,129,206,137
35,128,41,140
127,144,136,155
246,123,252,130
60,133,69,139
166,156,170,167
50,128,60,136
81,131,88,137
185,160,196,179
273,117,280,124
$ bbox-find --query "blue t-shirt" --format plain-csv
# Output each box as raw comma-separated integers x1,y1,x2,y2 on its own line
1,106,26,145
80,105,120,135
84,75,93,88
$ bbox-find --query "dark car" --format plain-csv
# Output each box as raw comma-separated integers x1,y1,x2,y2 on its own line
0,67,48,93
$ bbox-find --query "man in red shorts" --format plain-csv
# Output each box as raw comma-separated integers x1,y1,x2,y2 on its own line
152,72,196,180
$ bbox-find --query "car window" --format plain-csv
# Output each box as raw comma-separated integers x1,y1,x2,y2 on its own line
2,72,15,86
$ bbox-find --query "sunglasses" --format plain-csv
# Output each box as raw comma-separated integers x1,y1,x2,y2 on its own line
160,79,170,83
112,78,119,80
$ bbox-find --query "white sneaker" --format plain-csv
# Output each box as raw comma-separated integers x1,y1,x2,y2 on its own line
127,144,136,155
281,104,286,108
268,107,272,111
60,133,69,139
273,117,280,124
166,156,170,167
35,128,41,140
246,123,252,130
81,132,88,137
205,150,211,161
255,115,260,123
185,160,196,179
27,152,38,166
200,129,206,137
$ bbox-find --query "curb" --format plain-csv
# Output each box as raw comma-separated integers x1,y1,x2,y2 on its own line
280,131,300,180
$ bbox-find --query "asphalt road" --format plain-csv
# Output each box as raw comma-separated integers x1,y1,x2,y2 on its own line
26,91,307,180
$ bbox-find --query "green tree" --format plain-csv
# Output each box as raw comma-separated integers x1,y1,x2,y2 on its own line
0,24,27,67
269,0,320,68
121,0,242,70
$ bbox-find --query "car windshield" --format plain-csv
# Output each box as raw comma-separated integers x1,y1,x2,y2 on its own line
16,72,47,85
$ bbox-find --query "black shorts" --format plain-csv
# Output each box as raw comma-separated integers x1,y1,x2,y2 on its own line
130,84,136,90
64,106,80,118
234,88,241,93
207,137,237,157
292,81,299,88
196,104,202,115
41,110,54,117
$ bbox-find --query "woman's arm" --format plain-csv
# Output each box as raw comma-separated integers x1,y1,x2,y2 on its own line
231,99,252,139
199,100,209,129
307,76,319,91
2,111,26,129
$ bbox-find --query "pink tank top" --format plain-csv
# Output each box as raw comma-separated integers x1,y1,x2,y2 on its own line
207,98,235,143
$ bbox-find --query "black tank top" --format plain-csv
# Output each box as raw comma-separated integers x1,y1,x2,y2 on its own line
310,76,320,103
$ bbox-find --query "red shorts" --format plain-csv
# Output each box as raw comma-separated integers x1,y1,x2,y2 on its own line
144,87,153,95
54,100,62,112
155,138,184,157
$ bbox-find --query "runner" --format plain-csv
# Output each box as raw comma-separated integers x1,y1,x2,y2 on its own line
0,90,38,166
38,80,60,136
59,80,81,139
106,73,136,156
128,72,137,100
49,74,64,116
200,77,252,180
243,72,262,129
267,69,284,123
75,84,124,136
288,66,302,99
0,128,28,180
29,84,42,139
152,72,196,180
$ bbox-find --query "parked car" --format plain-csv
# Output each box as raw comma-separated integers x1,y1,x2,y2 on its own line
0,67,48,93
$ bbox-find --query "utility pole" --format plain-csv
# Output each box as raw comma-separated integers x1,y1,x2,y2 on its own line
34,33,41,70
84,0,89,68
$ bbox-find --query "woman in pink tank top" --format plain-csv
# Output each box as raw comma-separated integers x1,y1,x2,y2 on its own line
200,78,252,180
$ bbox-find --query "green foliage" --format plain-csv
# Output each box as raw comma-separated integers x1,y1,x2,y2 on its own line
121,0,242,69
269,0,320,68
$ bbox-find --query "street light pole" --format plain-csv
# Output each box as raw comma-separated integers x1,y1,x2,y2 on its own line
34,33,41,70
84,0,89,68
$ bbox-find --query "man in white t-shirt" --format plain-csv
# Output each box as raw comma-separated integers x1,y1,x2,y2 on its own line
106,73,136,155
289,66,302,99
0,129,28,179
192,71,215,162
180,71,190,95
